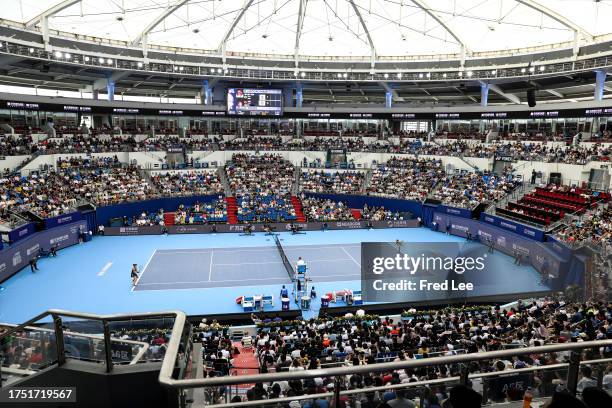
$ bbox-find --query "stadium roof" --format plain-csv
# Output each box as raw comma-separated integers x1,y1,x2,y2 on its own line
2,0,611,59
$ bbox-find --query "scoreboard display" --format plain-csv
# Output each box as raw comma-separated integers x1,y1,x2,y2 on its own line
226,88,282,116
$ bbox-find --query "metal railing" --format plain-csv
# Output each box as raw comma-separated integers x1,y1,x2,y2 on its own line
0,322,150,366
0,309,186,381
3,310,612,407
158,339,612,407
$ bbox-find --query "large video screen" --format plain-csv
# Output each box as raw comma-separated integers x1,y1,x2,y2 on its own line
227,88,282,116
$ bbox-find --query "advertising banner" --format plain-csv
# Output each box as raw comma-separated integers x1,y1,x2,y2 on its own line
7,222,36,243
105,219,419,236
0,220,88,282
44,211,83,229
436,204,473,219
479,213,545,241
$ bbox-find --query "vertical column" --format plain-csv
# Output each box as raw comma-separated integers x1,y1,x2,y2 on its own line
201,80,212,105
385,90,393,108
480,83,490,107
106,75,115,102
594,70,607,101
295,83,303,108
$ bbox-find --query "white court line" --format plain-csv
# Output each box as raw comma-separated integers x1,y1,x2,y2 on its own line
208,249,214,281
216,261,283,266
137,276,288,286
214,258,354,266
155,249,275,255
154,244,361,254
132,249,157,292
299,272,361,279
97,262,113,277
284,244,361,250
341,247,362,268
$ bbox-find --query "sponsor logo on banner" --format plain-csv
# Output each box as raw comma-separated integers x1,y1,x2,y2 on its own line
56,215,73,225
50,234,69,245
523,228,535,237
452,223,468,233
0,262,6,272
12,252,22,266
118,227,141,236
334,221,362,229
478,230,492,240
175,225,203,233
18,228,29,237
27,244,40,256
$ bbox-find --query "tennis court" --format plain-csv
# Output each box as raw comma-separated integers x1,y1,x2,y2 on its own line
133,240,361,291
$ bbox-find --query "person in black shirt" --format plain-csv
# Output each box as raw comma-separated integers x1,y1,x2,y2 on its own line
29,257,39,272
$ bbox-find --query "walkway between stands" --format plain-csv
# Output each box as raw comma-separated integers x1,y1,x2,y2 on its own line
230,342,259,392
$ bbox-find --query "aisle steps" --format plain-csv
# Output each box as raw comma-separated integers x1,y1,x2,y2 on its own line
290,196,306,222
226,197,238,224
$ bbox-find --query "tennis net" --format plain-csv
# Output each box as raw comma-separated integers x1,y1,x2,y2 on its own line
274,235,295,280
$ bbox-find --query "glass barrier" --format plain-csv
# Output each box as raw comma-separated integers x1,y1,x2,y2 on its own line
0,310,187,390
0,323,58,386
165,340,612,407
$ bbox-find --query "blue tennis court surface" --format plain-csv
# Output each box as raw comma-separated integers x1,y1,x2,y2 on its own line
134,242,361,291
0,228,550,324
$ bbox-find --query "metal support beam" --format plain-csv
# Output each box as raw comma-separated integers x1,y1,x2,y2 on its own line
485,82,522,104
514,0,592,40
385,90,393,108
480,83,490,107
595,70,607,101
347,1,377,67
411,0,469,59
26,0,82,28
131,0,190,46
294,0,308,69
295,83,303,108
106,75,115,102
53,315,66,367
379,82,404,102
545,89,564,99
201,80,212,105
217,0,255,62
102,321,113,373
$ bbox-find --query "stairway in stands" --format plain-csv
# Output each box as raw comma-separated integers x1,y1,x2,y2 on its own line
290,195,306,222
226,196,238,224
230,341,259,391
350,209,362,220
163,212,175,226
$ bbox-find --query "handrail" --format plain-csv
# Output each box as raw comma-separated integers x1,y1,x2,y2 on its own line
206,356,612,408
0,323,150,365
158,339,612,388
0,309,186,379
